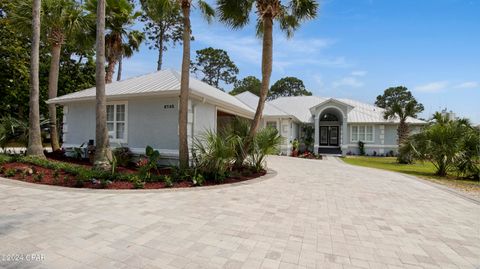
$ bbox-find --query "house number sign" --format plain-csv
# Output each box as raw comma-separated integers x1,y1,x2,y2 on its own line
164,104,175,109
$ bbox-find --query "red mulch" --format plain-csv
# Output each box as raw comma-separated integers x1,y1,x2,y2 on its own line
0,162,266,190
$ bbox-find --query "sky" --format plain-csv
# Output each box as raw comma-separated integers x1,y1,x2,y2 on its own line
122,0,480,124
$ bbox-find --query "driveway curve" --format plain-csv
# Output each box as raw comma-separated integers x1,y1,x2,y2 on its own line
0,156,478,269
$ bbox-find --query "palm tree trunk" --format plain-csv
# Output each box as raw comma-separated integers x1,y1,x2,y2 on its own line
94,0,112,170
48,44,62,152
116,55,122,81
245,16,273,149
178,1,191,170
105,56,117,84
27,0,45,157
397,119,409,145
157,31,164,71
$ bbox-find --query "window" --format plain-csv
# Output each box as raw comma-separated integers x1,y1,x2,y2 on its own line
107,102,127,142
351,125,374,142
266,121,277,130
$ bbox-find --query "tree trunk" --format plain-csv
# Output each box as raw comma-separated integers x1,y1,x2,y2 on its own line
178,2,191,170
94,0,112,170
27,0,45,157
157,31,164,71
116,55,122,81
245,16,274,151
397,119,409,145
105,55,117,84
48,44,62,152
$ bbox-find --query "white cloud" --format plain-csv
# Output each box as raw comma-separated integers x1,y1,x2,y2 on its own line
332,77,364,88
351,70,367,76
414,81,449,93
455,81,478,89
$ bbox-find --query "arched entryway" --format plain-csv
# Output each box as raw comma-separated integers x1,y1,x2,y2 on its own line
318,107,343,154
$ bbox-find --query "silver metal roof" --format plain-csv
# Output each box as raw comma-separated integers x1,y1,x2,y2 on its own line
47,69,255,117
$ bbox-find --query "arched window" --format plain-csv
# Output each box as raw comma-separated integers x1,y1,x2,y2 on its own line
320,113,338,121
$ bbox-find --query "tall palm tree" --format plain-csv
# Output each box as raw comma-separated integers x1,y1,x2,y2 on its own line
28,0,45,157
86,0,144,84
116,31,144,81
217,0,318,152
142,0,214,170
44,0,84,151
94,0,111,169
11,0,87,152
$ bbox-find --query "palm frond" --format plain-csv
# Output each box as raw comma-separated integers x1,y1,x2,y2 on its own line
216,0,254,29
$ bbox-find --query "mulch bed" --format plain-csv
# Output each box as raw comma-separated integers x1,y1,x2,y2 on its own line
0,161,266,190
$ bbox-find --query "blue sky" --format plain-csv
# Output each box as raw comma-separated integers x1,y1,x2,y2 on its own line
123,0,480,123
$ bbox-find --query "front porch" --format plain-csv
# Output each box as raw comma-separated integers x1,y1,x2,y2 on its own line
311,100,352,156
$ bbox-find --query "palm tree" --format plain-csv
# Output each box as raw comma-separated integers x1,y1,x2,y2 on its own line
86,0,144,84
142,0,214,170
11,0,87,152
383,99,424,145
217,0,318,155
43,0,84,151
376,86,424,145
94,0,111,169
28,0,45,157
116,31,144,81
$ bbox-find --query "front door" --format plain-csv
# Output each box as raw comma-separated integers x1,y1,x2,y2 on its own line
319,126,339,146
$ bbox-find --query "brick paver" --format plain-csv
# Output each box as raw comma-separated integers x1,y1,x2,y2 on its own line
0,156,478,269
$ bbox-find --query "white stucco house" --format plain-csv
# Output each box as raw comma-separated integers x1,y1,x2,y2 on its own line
47,69,426,161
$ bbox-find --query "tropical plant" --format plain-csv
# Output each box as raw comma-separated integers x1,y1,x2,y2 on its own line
302,125,314,152
0,116,30,150
93,0,112,170
113,146,133,167
193,130,235,182
190,47,239,90
229,76,262,96
139,0,184,71
250,126,283,171
138,145,161,181
86,0,144,83
222,117,251,167
217,0,318,151
399,112,479,178
269,76,312,100
375,86,424,145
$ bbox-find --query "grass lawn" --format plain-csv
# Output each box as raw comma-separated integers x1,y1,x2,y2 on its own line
342,156,480,198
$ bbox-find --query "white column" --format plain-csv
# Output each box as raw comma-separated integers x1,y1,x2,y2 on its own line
314,115,319,154
379,125,385,155
341,117,348,156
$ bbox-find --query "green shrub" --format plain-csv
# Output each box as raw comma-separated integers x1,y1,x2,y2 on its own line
113,147,133,167
164,175,173,187
193,130,235,182
4,168,16,177
131,176,145,189
138,146,161,181
358,141,365,156
34,172,44,182
249,127,283,172
399,112,480,178
192,173,205,186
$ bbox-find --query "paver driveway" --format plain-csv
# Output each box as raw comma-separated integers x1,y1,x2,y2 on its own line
0,156,479,269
